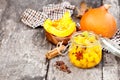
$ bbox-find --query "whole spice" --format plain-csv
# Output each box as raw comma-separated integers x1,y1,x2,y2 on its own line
75,52,83,60
46,45,65,59
54,61,71,73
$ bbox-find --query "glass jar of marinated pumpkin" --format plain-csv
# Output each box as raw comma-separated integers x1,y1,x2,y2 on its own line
68,31,102,68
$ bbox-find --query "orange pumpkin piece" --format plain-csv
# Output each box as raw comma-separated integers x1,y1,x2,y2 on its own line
80,4,117,38
43,12,76,37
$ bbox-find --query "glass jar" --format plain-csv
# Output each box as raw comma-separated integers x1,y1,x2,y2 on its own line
68,31,102,68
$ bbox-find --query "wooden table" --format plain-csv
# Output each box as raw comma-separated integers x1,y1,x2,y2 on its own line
0,0,119,80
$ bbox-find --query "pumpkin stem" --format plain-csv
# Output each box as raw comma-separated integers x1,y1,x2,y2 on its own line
104,4,111,10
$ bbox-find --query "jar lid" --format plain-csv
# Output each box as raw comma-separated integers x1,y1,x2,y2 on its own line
100,38,120,57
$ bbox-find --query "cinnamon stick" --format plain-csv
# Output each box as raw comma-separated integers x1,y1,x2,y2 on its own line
46,45,65,59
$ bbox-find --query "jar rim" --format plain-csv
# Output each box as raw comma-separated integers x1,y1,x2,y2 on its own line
70,31,100,47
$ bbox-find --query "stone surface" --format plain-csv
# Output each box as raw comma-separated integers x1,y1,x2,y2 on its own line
0,0,54,80
0,0,119,80
103,0,120,80
47,56,102,80
63,0,102,7
0,0,7,22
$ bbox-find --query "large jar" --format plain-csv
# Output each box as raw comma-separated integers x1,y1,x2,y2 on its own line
68,31,102,68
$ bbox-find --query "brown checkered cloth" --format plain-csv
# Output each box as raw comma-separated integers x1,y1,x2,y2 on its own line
42,1,75,20
21,9,48,28
111,29,120,45
21,1,75,28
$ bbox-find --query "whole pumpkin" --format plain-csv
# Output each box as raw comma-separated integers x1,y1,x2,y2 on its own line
80,4,117,38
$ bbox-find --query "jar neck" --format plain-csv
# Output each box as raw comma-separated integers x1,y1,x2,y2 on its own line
70,31,100,48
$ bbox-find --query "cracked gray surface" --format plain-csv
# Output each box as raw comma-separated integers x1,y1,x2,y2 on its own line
0,0,53,80
0,0,119,80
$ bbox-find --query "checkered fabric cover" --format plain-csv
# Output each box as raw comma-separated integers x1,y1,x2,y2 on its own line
21,1,75,28
42,1,75,20
111,29,120,46
21,9,48,28
103,29,120,53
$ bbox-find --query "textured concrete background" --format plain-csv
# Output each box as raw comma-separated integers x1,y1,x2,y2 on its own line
0,0,119,80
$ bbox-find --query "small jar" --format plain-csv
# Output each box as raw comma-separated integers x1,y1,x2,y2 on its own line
68,31,102,68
